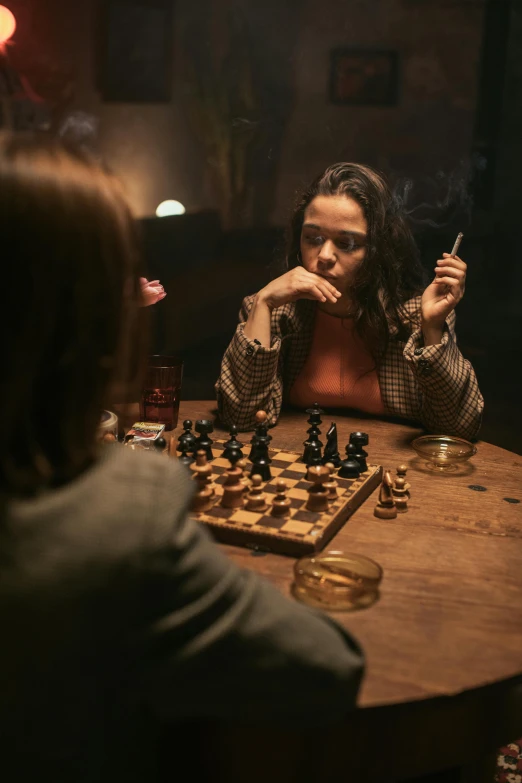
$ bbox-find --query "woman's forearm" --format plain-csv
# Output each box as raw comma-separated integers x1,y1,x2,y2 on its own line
243,294,273,348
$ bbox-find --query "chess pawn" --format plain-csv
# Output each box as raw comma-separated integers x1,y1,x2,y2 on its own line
194,419,214,461
271,479,291,517
349,432,369,472
190,450,216,496
338,443,361,479
177,419,197,455
392,476,408,513
322,462,339,500
245,474,268,512
237,458,251,492
191,485,214,513
373,471,397,519
178,444,194,468
396,465,411,498
220,466,245,509
225,445,242,468
306,465,330,512
223,425,244,461
154,437,167,453
248,410,272,461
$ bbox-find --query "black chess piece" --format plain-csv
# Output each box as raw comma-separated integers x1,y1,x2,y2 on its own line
154,436,167,452
177,420,197,455
303,402,324,464
338,443,361,479
322,422,341,467
249,419,272,481
225,445,242,467
349,431,369,472
178,443,194,468
307,444,323,466
223,425,244,462
248,411,272,462
250,451,272,482
194,419,214,461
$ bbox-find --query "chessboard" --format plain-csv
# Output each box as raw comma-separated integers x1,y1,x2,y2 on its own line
191,441,383,557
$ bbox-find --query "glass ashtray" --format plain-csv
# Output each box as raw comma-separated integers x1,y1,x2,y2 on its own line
411,434,477,471
292,551,382,612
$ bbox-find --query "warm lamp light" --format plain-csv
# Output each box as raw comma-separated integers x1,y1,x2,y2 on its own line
0,5,16,45
156,200,186,217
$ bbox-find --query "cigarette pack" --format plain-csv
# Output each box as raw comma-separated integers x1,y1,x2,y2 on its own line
126,422,165,441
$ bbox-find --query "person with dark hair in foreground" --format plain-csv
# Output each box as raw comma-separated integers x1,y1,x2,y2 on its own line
217,163,483,440
0,134,363,782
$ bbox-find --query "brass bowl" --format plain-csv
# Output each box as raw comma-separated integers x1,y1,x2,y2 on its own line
411,434,477,471
292,551,382,611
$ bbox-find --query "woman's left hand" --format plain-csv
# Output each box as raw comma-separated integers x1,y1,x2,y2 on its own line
421,254,466,327
140,278,166,307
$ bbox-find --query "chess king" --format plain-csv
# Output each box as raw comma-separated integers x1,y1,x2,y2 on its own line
216,163,483,440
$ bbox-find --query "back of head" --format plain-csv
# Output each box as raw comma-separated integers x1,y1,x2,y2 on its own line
0,133,145,496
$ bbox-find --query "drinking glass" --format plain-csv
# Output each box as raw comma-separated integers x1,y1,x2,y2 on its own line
139,355,183,431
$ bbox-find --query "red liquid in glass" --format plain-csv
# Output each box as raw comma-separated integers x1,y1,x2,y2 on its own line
139,387,180,431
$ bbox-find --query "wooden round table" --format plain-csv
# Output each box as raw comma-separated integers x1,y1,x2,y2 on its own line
122,402,522,781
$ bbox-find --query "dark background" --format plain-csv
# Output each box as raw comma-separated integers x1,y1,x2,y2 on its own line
2,0,521,452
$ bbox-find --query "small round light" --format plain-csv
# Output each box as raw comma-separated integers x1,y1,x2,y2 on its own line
0,6,16,45
156,200,186,217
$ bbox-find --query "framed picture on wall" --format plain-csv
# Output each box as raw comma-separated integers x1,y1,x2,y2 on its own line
329,49,399,106
97,0,173,102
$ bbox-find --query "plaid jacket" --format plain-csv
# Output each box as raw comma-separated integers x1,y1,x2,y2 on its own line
216,295,484,439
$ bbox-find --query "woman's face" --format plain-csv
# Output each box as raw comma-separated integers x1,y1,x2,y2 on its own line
300,195,368,294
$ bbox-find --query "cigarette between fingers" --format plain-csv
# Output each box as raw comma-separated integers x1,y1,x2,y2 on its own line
450,232,464,257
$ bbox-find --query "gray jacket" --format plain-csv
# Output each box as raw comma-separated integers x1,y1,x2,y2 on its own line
0,445,364,782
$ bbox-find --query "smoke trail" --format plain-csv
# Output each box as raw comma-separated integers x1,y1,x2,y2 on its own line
392,154,487,229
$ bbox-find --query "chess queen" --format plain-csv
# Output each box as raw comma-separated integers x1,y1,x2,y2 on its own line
217,163,483,440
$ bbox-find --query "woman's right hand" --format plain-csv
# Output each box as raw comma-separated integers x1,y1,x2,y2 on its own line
257,268,342,310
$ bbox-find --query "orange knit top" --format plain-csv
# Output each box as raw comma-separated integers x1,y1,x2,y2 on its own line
288,309,385,414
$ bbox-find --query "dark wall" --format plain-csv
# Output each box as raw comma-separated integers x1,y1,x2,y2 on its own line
3,0,486,224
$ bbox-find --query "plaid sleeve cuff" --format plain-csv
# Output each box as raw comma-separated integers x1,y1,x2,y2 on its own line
402,324,459,387
232,323,281,382
402,323,484,439
215,321,284,431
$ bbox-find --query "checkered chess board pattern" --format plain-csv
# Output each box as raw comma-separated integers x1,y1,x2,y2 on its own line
192,441,382,557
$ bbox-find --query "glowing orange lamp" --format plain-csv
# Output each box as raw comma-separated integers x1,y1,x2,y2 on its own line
0,5,16,46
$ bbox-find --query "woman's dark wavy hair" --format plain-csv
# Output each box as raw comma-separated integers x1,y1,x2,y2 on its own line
286,162,426,360
0,133,147,496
